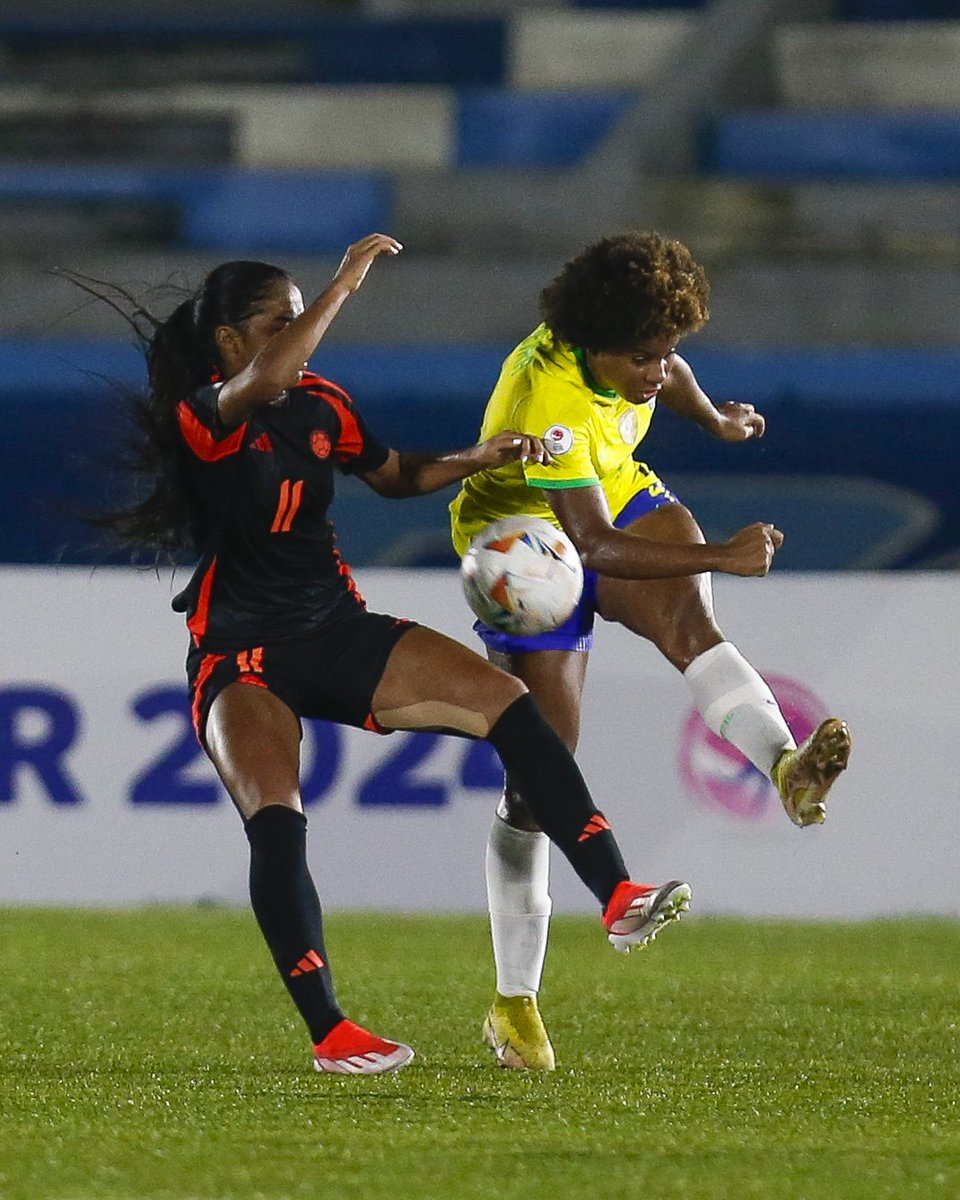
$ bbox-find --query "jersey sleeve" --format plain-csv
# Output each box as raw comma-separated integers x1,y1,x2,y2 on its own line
304,377,390,475
514,376,598,490
177,384,247,461
336,402,389,475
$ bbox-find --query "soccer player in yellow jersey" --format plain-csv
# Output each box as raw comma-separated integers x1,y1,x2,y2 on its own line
450,232,852,1071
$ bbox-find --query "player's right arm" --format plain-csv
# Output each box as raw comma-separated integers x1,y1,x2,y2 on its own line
216,233,402,427
548,484,783,579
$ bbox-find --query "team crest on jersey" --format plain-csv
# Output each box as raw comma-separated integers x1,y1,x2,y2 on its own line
619,409,639,444
310,430,332,459
543,423,573,455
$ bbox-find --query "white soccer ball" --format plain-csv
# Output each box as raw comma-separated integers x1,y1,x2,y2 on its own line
460,516,584,636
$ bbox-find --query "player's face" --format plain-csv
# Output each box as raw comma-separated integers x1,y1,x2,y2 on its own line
586,335,679,405
220,280,305,376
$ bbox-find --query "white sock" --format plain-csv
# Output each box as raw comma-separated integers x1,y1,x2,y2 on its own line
485,814,552,999
683,642,796,777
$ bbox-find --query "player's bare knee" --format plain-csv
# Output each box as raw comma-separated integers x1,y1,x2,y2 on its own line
662,627,724,672
489,674,528,721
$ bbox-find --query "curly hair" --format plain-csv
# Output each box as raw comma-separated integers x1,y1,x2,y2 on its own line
539,232,710,353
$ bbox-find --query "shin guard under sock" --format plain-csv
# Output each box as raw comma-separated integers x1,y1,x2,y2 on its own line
245,804,344,1043
486,694,628,907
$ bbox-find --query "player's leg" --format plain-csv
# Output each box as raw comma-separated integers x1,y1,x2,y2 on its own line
201,679,413,1074
371,625,690,944
477,646,587,1069
596,501,850,824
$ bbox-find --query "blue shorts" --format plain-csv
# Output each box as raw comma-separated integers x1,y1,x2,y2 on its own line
474,476,679,655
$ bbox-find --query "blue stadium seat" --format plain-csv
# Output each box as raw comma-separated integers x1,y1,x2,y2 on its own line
574,0,703,6
181,172,392,252
457,90,635,167
701,111,960,180
836,0,960,16
0,165,392,252
0,13,508,86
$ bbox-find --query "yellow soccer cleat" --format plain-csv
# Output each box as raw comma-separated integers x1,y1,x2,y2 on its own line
481,993,556,1071
772,718,852,827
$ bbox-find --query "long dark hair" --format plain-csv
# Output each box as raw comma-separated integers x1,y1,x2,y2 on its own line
70,260,291,555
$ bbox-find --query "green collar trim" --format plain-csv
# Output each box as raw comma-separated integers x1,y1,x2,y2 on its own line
527,476,598,489
572,346,619,399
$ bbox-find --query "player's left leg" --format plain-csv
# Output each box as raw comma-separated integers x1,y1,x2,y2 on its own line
202,680,414,1074
596,501,850,824
479,646,588,1069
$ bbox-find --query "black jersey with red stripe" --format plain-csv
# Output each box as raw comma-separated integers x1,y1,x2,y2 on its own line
171,370,390,645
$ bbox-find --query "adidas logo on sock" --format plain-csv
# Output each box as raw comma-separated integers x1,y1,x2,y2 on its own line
577,813,612,842
289,949,325,977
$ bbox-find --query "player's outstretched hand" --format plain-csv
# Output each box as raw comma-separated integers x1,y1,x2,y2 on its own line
333,233,403,294
473,431,555,469
713,401,766,442
720,522,784,576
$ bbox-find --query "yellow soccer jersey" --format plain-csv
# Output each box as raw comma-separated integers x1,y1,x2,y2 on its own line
450,324,660,555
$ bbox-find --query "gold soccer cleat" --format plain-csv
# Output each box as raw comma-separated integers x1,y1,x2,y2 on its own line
773,718,852,827
482,993,556,1071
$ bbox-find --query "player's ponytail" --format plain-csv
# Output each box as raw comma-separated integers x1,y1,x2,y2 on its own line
146,298,209,418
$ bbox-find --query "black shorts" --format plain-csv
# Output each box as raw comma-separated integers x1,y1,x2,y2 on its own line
186,608,416,747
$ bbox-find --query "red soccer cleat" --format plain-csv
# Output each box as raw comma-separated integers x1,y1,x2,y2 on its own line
312,1018,415,1075
602,879,692,954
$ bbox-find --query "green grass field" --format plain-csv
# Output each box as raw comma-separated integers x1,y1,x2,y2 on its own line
2,908,958,1200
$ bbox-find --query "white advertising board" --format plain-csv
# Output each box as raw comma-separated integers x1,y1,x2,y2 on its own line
1,567,957,917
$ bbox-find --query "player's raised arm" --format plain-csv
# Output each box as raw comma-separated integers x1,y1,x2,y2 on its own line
659,354,766,442
216,233,402,427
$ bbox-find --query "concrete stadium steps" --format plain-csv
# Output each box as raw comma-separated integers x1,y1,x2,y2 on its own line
508,9,693,86
775,21,960,109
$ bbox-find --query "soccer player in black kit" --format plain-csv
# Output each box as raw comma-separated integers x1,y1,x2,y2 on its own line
99,232,691,1075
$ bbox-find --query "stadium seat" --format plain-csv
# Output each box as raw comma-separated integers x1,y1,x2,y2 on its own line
700,111,960,181
0,165,392,252
0,12,508,86
456,90,635,167
836,0,959,16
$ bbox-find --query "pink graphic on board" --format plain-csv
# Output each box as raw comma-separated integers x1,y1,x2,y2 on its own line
679,675,828,819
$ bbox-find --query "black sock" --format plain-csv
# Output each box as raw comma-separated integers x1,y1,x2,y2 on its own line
244,805,344,1044
486,694,629,907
